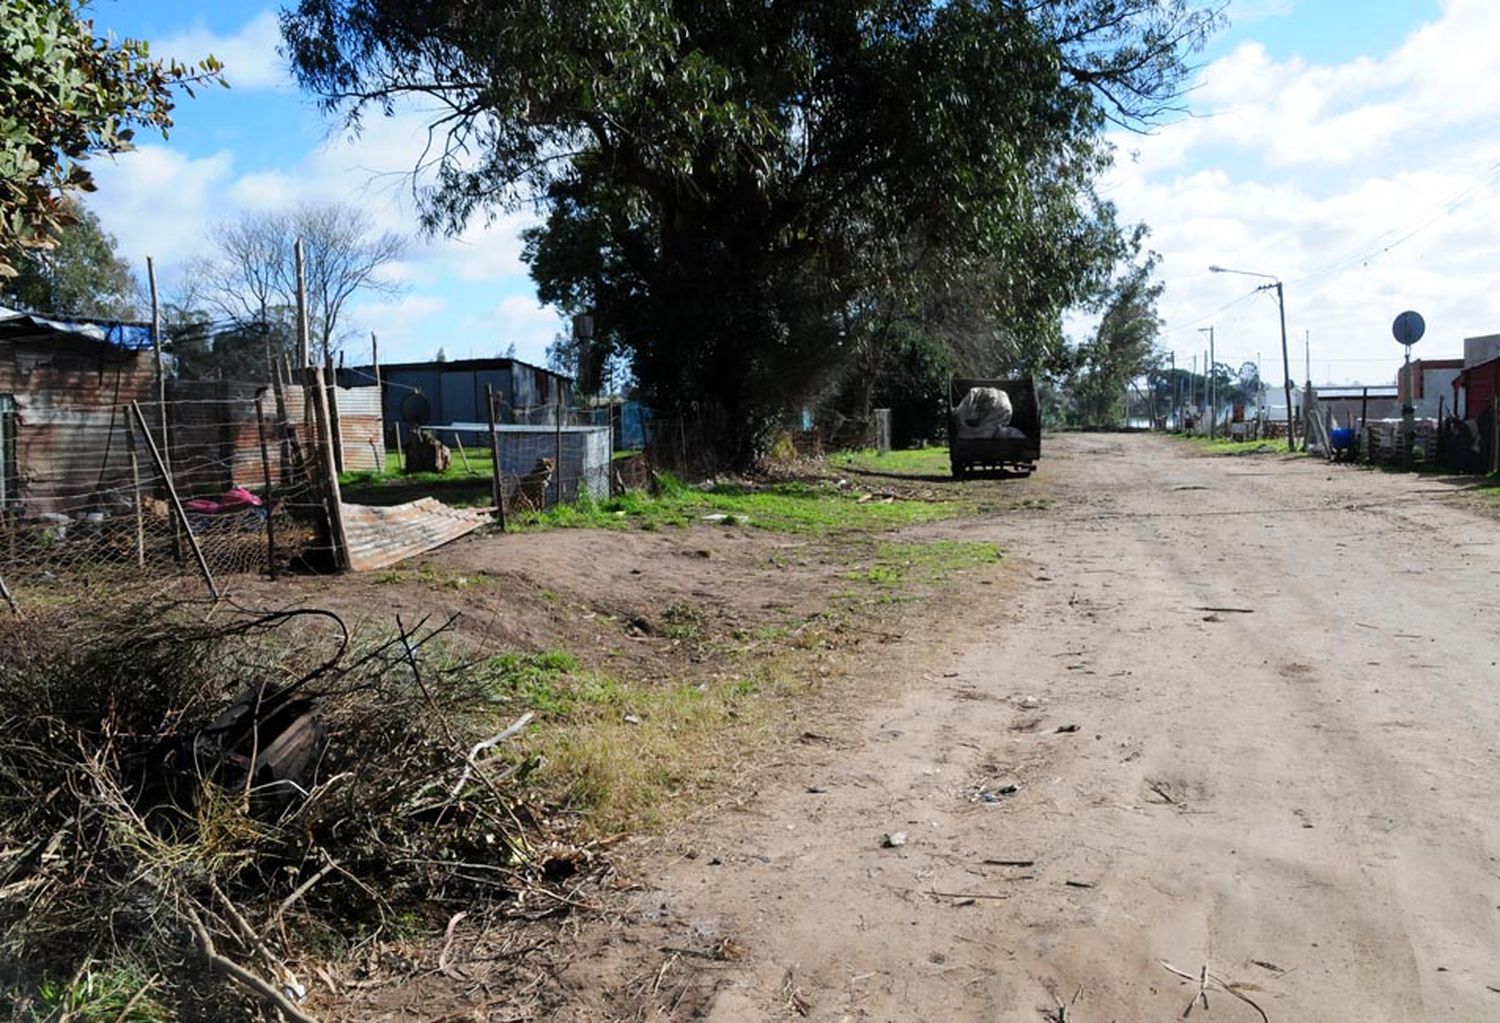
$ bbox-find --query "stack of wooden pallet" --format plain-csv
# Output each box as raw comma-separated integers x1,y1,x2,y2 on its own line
1362,420,1437,465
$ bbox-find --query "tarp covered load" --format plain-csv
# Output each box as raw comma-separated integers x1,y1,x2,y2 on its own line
954,386,1026,440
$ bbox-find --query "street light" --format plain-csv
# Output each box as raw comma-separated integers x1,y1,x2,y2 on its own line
1208,265,1295,452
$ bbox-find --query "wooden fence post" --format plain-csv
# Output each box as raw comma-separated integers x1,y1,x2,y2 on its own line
324,351,345,474
127,425,144,567
554,399,564,506
304,368,350,571
255,397,278,581
130,402,219,598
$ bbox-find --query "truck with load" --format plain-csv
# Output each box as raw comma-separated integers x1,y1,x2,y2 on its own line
948,375,1041,478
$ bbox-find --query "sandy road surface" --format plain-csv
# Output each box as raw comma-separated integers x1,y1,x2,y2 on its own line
564,434,1500,1021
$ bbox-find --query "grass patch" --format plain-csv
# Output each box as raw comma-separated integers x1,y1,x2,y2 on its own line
371,565,490,590
514,474,956,536
851,539,1002,586
35,966,167,1023
830,447,952,477
1177,434,1282,456
483,650,580,716
339,448,496,507
527,664,802,830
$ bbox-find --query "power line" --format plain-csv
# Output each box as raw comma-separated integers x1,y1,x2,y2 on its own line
1291,156,1500,291
1158,287,1261,337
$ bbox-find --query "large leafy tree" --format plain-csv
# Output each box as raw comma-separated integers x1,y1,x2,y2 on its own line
283,0,1220,463
0,200,139,318
0,0,222,276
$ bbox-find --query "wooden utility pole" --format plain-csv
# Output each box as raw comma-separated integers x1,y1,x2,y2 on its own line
554,396,564,506
127,426,144,567
306,366,350,570
147,256,181,560
1169,351,1177,430
1199,326,1215,439
1276,281,1295,452
147,257,169,467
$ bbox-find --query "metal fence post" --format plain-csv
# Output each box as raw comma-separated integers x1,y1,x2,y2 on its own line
486,385,506,531
554,399,564,506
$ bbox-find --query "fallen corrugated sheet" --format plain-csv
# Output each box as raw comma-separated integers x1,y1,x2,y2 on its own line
340,497,490,572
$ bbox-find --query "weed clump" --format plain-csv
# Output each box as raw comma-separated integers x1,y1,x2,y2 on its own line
0,603,586,1020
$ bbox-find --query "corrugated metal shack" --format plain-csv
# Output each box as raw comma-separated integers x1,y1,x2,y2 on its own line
339,356,574,438
0,306,156,516
164,379,385,497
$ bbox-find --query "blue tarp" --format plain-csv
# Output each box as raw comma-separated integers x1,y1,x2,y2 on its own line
0,305,155,350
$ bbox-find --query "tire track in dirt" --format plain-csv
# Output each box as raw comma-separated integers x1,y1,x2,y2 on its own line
552,434,1500,1021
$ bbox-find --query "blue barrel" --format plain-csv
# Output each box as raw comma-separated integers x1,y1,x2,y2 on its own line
1330,427,1356,450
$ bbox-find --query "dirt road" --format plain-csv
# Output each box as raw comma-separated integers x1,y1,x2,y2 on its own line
562,434,1500,1021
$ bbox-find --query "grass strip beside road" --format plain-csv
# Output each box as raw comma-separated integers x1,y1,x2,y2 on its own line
830,447,952,477
1175,433,1282,456
514,475,962,535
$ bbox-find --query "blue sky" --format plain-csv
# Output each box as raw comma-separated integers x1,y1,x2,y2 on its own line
83,1,1497,385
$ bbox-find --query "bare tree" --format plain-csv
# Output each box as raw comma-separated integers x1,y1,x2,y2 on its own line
293,203,405,363
193,201,405,365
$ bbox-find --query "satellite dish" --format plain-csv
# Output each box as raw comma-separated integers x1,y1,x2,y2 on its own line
399,391,431,425
1392,310,1425,346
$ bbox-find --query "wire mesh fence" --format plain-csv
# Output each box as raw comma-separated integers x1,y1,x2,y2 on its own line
444,399,614,515
0,383,331,595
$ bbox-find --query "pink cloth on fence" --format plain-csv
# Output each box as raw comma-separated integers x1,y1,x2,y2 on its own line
183,487,264,515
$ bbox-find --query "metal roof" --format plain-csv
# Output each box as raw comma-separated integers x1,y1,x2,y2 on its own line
346,355,573,381
1316,386,1399,399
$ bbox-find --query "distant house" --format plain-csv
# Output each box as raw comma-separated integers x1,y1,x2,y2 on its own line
1308,384,1401,425
1396,358,1463,418
0,306,155,516
1454,358,1500,419
1450,334,1500,421
338,356,574,441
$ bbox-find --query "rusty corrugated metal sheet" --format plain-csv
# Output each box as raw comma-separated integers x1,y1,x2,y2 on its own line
164,380,271,497
334,386,384,472
341,496,489,572
2,337,156,516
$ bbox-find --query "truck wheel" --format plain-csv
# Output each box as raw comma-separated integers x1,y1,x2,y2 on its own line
951,464,970,480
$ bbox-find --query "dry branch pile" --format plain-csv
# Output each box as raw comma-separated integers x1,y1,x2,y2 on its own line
0,603,594,1020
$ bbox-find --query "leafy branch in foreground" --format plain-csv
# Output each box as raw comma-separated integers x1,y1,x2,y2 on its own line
0,0,226,275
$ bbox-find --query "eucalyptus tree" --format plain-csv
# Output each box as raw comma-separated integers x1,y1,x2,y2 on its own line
283,0,1222,463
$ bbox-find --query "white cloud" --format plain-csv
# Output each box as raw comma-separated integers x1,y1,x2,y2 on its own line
484,296,567,365
342,295,446,362
87,146,236,268
1106,0,1500,386
155,11,289,91
1144,1,1500,172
